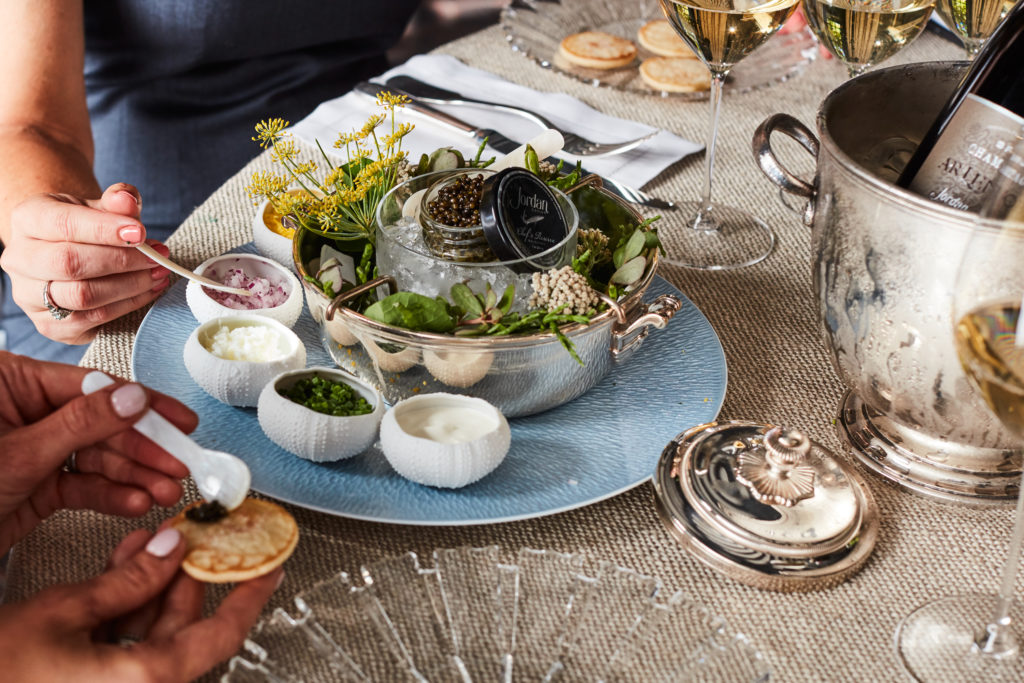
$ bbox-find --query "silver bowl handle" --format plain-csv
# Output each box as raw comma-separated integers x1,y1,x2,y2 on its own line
610,294,682,359
752,114,820,226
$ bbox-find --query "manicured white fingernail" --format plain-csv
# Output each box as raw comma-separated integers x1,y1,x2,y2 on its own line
111,383,147,418
145,528,180,558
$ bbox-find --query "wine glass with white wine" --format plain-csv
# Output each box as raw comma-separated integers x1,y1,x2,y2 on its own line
896,135,1024,682
658,0,799,270
802,0,935,78
935,0,1020,58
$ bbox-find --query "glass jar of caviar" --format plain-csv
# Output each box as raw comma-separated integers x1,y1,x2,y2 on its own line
419,169,498,262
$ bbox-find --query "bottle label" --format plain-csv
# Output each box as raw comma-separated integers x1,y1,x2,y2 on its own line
908,94,1024,212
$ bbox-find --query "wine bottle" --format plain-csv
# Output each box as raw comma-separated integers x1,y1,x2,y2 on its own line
896,0,1024,212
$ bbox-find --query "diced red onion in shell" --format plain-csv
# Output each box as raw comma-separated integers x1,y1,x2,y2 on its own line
203,267,289,310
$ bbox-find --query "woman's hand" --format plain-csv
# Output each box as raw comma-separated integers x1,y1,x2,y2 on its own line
0,352,194,554
0,527,282,683
0,183,172,345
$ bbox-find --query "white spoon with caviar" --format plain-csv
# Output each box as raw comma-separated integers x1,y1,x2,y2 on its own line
137,243,251,297
82,371,251,511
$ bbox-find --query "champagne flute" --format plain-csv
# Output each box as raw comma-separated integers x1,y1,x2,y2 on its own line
659,0,799,270
802,0,935,78
935,0,1020,58
896,136,1024,682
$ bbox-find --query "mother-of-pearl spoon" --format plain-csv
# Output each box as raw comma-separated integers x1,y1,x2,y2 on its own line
82,371,250,511
136,243,251,297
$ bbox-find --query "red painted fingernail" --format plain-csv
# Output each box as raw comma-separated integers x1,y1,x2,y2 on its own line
118,225,142,244
275,571,286,590
150,266,170,280
150,243,170,257
152,277,170,292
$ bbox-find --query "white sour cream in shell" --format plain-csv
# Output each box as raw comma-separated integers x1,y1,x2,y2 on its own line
397,404,500,444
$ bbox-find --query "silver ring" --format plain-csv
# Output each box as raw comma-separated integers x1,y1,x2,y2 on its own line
43,281,72,320
63,450,78,473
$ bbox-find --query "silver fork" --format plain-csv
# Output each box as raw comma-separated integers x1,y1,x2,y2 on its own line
384,75,658,157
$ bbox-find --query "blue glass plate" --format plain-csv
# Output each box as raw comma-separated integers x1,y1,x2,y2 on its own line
132,262,726,526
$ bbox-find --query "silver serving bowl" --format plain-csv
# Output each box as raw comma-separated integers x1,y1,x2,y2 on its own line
754,61,1021,506
294,178,680,417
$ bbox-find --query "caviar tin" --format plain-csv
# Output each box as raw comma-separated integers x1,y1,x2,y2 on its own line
479,168,570,272
653,420,879,592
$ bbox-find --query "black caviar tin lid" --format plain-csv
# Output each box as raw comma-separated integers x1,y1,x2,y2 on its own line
479,168,568,272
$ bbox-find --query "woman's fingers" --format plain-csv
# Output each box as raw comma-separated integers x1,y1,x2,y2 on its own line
56,473,154,517
58,528,186,630
0,382,151,484
73,447,183,507
138,569,283,682
92,183,142,219
11,191,148,247
144,572,205,642
9,239,164,282
13,267,169,317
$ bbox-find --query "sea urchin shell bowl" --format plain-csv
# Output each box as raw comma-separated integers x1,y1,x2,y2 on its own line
183,315,306,407
186,252,303,328
258,367,383,462
380,393,511,488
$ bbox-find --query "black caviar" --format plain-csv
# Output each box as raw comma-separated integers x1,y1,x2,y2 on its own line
427,173,484,227
185,500,228,523
280,375,374,417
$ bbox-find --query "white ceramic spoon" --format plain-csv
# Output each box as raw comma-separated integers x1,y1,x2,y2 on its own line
82,371,251,511
136,243,251,296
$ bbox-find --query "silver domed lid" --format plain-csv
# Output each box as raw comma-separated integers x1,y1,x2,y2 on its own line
653,420,879,592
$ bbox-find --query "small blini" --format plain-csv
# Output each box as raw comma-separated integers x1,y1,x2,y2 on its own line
558,31,638,70
639,56,711,93
171,498,299,583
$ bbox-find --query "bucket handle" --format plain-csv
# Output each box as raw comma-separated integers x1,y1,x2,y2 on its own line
752,114,820,226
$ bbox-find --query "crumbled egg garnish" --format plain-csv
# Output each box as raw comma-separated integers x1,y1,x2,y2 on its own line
205,324,286,361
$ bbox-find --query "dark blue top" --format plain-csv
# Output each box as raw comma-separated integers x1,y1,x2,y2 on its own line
3,0,421,361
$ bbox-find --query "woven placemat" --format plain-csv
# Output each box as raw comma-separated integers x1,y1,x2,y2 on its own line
7,26,1019,682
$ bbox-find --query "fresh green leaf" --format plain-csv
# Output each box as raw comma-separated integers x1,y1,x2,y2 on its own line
497,284,515,314
363,292,455,333
524,145,540,175
611,255,646,285
451,283,483,317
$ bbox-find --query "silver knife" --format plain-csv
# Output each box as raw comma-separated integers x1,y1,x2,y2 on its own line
353,81,675,210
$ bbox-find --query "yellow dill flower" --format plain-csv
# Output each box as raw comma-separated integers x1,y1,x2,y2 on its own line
376,91,409,108
245,170,291,201
382,126,413,150
269,138,300,164
252,118,290,148
292,160,318,176
250,96,414,240
359,114,385,137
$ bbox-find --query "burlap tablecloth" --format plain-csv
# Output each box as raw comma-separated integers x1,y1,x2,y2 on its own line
6,24,1016,682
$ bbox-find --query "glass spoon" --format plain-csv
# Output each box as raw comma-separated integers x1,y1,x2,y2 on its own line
81,371,251,510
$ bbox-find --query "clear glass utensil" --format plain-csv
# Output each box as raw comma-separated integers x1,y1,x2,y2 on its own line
801,0,935,78
659,0,799,270
896,134,1024,681
136,243,251,296
81,370,250,510
934,0,1018,58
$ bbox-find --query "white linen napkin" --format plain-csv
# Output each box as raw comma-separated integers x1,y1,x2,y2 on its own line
289,54,702,189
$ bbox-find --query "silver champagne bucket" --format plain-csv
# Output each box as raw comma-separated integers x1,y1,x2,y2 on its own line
754,61,1020,507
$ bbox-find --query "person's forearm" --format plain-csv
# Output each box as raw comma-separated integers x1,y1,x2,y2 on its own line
0,125,99,248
